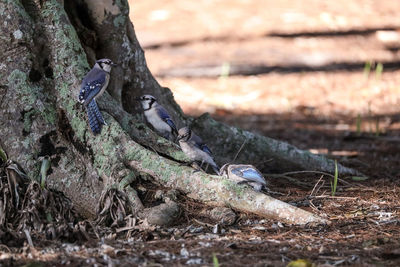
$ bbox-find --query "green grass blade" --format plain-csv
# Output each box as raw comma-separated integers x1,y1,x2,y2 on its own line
0,146,7,162
363,61,372,77
356,114,362,135
331,160,338,196
40,157,51,189
351,176,369,181
220,62,231,78
375,62,383,79
213,253,220,267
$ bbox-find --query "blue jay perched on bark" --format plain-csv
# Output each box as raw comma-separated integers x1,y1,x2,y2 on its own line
220,164,267,191
137,95,178,140
78,58,116,135
177,127,220,175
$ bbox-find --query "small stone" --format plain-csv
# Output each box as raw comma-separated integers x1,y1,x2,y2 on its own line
252,226,266,231
212,224,219,234
164,189,179,201
13,30,23,40
146,201,181,226
208,207,236,225
180,247,189,258
154,190,164,200
188,225,204,233
186,258,203,265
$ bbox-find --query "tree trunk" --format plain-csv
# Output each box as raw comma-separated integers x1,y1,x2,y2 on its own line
0,0,358,224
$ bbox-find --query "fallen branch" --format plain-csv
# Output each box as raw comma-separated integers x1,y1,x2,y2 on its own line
126,150,328,225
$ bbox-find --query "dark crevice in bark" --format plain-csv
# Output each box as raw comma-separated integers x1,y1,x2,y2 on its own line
20,0,41,20
19,108,35,136
28,68,42,82
57,109,88,157
20,0,54,87
42,58,54,79
38,131,57,157
64,0,98,64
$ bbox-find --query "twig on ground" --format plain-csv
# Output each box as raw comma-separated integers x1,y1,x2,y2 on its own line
24,229,34,247
0,244,11,253
233,139,247,162
313,195,357,200
193,218,214,228
310,175,325,197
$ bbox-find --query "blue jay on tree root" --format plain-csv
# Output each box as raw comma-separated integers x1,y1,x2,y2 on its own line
78,58,116,135
177,127,220,175
220,163,267,191
137,94,178,140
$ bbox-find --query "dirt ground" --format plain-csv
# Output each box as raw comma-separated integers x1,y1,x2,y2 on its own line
2,1,400,266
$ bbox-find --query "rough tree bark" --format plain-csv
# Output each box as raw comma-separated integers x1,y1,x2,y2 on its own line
0,0,359,225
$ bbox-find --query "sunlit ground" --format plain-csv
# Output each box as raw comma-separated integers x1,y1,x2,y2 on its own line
129,0,400,133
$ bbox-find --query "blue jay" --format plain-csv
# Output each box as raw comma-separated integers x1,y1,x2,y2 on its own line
177,127,219,175
78,58,116,135
138,95,178,140
219,164,267,191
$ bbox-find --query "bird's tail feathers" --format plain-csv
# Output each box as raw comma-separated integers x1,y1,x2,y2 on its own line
87,100,106,135
211,162,220,175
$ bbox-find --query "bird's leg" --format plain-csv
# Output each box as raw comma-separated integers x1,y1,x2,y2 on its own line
261,187,284,196
163,132,170,140
236,181,248,185
199,161,204,169
179,161,195,167
204,163,210,172
191,162,206,174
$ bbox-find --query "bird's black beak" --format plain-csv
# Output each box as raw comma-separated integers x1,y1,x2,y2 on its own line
111,62,118,67
135,97,142,101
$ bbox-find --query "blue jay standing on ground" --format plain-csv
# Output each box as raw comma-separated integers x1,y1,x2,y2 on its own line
138,95,178,140
219,164,267,191
78,58,116,135
177,127,220,175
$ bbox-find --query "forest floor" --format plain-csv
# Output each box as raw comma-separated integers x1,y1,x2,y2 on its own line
2,1,400,266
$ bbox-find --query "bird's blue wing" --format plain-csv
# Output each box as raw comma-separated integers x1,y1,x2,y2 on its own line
191,134,212,155
200,144,212,155
156,106,177,134
79,70,106,106
231,167,266,185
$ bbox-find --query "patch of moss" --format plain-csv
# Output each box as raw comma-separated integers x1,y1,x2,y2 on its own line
8,70,57,127
7,0,31,21
8,70,35,108
113,14,126,28
42,105,57,124
23,109,37,133
70,116,87,141
222,179,245,197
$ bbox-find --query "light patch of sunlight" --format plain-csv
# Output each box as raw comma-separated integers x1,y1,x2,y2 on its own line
149,10,170,21
319,12,333,24
281,12,306,23
376,31,400,43
298,52,332,66
309,149,361,157
209,91,262,110
169,80,205,104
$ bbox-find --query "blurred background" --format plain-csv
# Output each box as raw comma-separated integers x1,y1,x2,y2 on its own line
128,0,400,176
